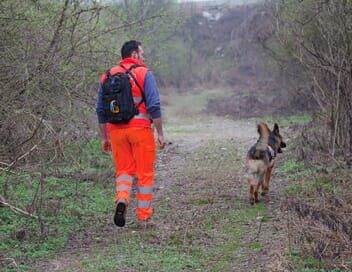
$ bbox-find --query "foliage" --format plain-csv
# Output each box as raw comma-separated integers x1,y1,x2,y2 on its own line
0,139,113,270
266,0,352,160
282,140,352,271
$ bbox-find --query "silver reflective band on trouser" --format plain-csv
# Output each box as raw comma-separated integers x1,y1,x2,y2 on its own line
116,184,131,193
133,97,143,103
116,175,133,183
137,200,151,208
134,113,151,120
138,186,154,194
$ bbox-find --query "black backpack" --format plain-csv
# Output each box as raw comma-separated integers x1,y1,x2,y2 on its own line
102,64,145,124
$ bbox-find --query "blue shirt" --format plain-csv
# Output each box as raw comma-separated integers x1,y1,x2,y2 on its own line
96,71,161,124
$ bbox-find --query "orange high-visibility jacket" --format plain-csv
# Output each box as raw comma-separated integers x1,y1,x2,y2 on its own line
100,58,151,130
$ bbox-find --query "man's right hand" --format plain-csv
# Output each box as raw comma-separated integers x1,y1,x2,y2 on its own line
157,134,166,149
102,139,111,154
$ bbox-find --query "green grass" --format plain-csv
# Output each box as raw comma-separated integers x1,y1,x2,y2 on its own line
280,159,337,196
163,88,232,121
179,141,267,270
280,159,315,180
249,113,312,128
68,140,268,271
0,139,114,271
274,113,312,127
289,248,346,272
78,235,200,272
281,153,351,271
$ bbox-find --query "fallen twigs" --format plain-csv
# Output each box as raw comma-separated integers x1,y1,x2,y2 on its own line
0,196,38,219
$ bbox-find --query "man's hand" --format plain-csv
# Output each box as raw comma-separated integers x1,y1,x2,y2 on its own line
157,134,166,149
99,123,111,154
152,118,165,149
102,139,111,154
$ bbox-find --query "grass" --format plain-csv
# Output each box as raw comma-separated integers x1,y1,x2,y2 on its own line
63,139,268,271
163,88,233,126
289,248,346,272
281,149,351,271
1,85,320,271
0,139,114,271
176,140,267,270
248,113,312,128
272,113,312,127
78,236,200,272
280,159,339,196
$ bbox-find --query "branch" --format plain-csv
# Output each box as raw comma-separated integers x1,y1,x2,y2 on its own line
250,217,264,242
5,145,38,170
0,197,38,219
75,14,164,48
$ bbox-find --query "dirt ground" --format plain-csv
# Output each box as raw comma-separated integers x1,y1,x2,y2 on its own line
34,90,292,272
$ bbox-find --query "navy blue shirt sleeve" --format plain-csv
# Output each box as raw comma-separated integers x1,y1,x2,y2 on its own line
96,81,107,124
144,71,161,119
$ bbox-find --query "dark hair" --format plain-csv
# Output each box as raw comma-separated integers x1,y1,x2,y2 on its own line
121,40,141,59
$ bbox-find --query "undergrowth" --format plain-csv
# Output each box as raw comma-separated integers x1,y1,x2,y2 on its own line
281,136,352,271
0,139,114,271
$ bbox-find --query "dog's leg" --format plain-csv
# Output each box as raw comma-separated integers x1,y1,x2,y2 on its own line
254,182,260,203
248,178,255,205
262,166,273,195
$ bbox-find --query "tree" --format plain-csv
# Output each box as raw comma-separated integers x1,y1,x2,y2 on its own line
269,0,352,159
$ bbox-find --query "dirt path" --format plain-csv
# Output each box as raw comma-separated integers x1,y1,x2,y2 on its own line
35,93,291,271
160,118,290,272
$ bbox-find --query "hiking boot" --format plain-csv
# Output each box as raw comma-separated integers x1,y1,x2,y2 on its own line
114,202,126,227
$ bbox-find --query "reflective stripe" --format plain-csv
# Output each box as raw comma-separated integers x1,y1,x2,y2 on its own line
133,97,143,103
137,200,151,208
116,184,131,193
138,186,154,194
116,175,133,183
134,113,151,120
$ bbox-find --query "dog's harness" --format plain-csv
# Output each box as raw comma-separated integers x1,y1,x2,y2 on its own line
267,145,276,161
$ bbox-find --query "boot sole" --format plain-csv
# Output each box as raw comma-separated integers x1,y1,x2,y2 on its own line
114,202,126,227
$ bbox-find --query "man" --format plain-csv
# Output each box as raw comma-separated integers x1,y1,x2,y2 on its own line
96,40,165,227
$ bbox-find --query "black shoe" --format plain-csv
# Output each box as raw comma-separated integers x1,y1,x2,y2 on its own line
114,202,126,227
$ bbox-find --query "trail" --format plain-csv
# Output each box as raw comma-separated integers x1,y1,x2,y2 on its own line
35,92,290,272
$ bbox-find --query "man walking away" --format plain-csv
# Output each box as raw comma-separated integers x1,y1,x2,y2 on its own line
96,40,165,227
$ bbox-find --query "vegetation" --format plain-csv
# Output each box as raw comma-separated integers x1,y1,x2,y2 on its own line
265,0,352,160
1,0,351,271
0,139,114,270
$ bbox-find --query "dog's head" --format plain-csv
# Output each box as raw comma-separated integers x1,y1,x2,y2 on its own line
269,123,286,153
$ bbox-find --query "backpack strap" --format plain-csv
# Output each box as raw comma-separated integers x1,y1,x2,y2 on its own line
120,64,146,107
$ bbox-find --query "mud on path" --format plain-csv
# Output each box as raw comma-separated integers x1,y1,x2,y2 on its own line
36,91,291,272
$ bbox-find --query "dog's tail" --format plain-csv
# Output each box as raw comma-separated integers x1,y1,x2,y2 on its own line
254,123,270,158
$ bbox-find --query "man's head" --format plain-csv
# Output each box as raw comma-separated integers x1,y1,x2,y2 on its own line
121,40,144,62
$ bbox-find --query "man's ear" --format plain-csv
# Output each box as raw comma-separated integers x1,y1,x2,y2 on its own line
131,51,138,59
273,123,279,135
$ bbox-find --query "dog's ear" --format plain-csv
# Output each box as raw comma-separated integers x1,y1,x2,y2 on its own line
273,123,279,135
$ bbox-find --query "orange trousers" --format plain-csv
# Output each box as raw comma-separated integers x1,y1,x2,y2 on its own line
109,127,156,221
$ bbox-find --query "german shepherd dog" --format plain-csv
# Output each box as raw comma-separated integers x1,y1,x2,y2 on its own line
245,123,286,204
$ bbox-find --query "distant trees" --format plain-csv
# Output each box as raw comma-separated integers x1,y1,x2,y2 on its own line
267,0,352,160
